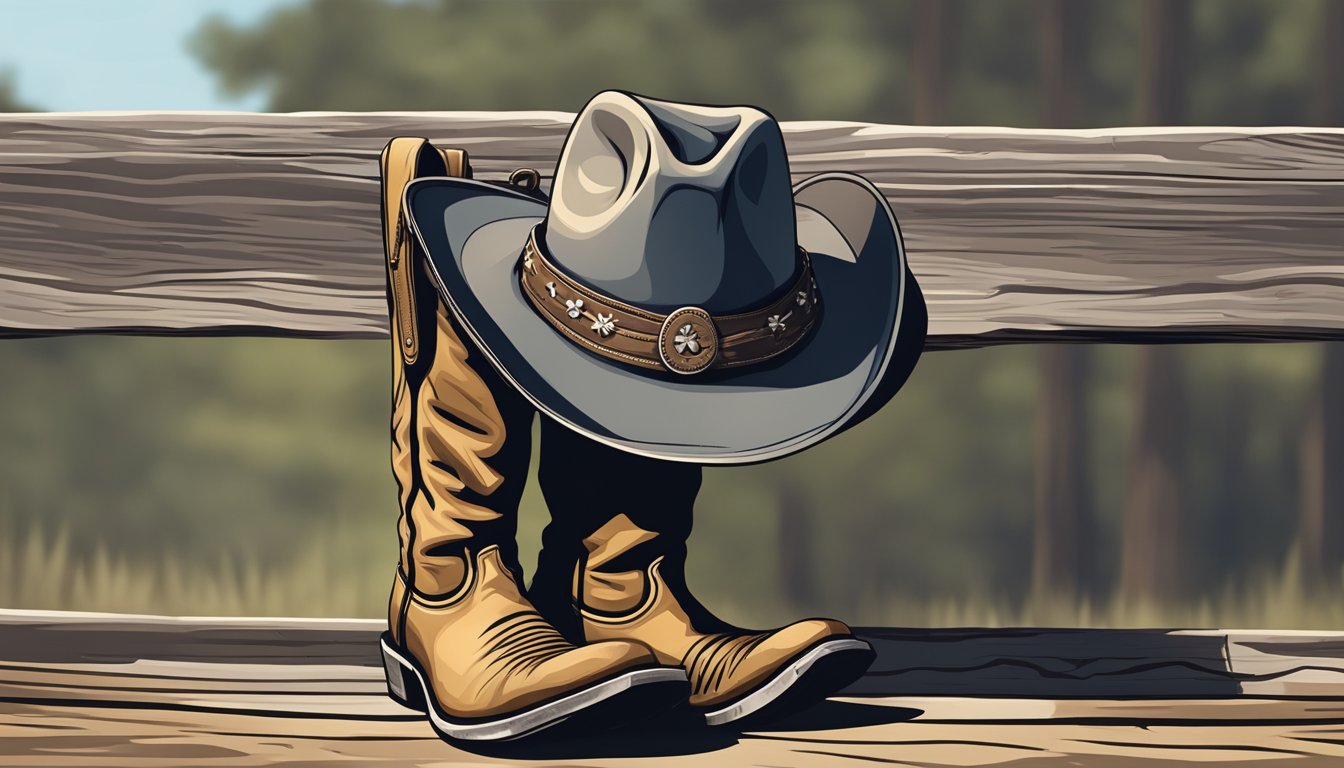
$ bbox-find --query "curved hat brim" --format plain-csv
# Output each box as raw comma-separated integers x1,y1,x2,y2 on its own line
404,172,920,464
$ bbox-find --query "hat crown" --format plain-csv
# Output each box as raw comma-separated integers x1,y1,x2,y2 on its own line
545,91,798,314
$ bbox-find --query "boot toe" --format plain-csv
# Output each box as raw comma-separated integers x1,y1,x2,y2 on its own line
525,638,664,697
778,618,853,648
688,619,860,709
576,638,662,673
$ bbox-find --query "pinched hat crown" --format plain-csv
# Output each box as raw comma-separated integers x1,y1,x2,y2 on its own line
543,91,800,315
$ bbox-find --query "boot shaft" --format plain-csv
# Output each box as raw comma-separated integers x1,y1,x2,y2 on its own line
393,293,534,589
531,418,722,639
383,141,534,643
529,424,867,718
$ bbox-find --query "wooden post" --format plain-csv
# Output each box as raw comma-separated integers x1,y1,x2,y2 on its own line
913,0,956,124
1121,0,1191,604
1301,0,1344,588
1032,0,1093,607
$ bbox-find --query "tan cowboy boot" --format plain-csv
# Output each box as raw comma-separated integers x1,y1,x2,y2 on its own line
530,419,875,726
379,139,687,742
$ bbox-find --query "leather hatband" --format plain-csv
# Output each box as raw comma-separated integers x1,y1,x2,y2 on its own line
519,227,820,375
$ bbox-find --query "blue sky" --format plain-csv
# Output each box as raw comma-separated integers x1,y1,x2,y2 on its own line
0,0,298,111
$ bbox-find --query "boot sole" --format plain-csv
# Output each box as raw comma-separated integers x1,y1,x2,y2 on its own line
380,632,689,742
701,637,875,727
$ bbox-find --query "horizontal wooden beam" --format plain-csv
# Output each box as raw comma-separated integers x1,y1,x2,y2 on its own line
3,609,1342,699
2,114,1342,347
3,611,1343,765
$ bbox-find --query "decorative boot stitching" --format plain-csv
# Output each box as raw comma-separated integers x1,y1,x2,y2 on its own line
682,631,770,698
401,545,477,608
577,556,665,624
477,611,576,688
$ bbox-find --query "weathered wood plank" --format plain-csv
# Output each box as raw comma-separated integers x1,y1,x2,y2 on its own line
6,701,1344,766
3,610,1344,699
2,114,1342,346
858,627,1344,698
2,611,1344,766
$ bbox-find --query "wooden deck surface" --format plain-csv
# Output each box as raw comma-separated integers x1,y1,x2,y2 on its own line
3,611,1344,766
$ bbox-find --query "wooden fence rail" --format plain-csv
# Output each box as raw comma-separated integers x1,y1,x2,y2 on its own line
2,113,1343,347
4,610,1344,766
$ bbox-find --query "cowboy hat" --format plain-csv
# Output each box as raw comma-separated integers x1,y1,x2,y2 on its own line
404,91,925,464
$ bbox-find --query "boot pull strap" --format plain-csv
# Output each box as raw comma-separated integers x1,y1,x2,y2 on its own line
379,139,474,366
440,147,472,179
507,166,551,203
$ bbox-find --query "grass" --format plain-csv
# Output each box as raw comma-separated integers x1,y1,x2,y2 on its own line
3,521,1340,629
0,522,391,618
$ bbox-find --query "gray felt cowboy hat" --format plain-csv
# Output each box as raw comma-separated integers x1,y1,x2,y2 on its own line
404,91,925,464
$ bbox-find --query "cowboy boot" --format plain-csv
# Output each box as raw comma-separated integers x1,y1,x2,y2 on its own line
530,418,875,726
379,141,687,742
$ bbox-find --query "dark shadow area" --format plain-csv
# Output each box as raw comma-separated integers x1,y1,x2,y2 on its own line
454,707,739,760
848,627,1242,698
455,699,926,759
753,698,925,732
0,621,382,666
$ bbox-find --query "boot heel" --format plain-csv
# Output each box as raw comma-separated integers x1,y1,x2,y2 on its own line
381,634,428,713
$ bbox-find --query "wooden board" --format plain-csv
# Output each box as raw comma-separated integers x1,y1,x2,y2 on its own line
8,700,1344,767
2,114,1343,347
2,610,1343,766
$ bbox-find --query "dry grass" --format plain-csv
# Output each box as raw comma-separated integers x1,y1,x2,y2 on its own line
858,549,1344,630
3,522,1340,628
0,523,390,618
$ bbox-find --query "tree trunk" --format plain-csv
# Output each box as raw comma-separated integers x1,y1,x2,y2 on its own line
1138,0,1189,125
1301,346,1344,586
1316,0,1344,126
1120,0,1191,605
913,0,956,124
1120,345,1186,602
1033,346,1093,604
1039,0,1085,128
1300,0,1344,590
1031,0,1093,607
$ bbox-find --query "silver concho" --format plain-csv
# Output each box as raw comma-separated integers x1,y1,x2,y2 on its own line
658,307,718,375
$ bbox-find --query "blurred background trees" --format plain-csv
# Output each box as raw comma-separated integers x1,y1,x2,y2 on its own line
0,70,32,112
0,0,1339,625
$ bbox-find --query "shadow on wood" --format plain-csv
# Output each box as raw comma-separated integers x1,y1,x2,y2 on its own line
858,627,1239,697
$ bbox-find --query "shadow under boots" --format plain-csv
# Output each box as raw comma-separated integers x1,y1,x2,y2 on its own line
454,696,924,760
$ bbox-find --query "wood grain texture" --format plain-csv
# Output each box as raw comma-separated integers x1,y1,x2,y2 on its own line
2,114,1342,346
4,611,1343,699
3,611,1344,766
8,702,1344,767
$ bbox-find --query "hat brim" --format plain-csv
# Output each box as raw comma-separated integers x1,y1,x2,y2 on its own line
405,172,920,464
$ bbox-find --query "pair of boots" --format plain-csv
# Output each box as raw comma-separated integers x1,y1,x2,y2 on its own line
377,145,872,743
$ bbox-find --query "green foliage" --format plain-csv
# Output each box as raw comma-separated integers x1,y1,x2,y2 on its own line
0,337,395,564
184,0,1330,127
0,69,34,112
189,0,917,121
0,338,1324,625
